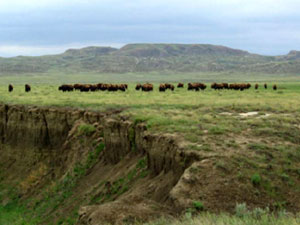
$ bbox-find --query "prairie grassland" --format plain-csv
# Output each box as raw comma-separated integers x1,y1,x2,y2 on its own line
0,76,300,224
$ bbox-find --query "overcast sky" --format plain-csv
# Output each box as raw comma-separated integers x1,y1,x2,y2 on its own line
0,0,299,57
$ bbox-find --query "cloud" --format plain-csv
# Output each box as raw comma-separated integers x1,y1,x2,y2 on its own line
0,0,299,56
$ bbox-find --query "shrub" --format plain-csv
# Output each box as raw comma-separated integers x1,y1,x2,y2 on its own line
235,203,249,218
193,201,204,211
251,173,261,186
77,123,96,136
252,207,269,219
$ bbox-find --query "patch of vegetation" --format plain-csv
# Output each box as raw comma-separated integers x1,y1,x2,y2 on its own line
248,143,270,151
77,123,96,136
193,201,204,211
251,173,262,186
208,126,226,135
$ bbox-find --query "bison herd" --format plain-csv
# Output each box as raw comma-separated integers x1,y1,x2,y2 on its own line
6,82,279,93
134,82,278,92
58,83,128,92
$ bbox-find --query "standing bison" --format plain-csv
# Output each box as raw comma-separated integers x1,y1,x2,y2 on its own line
188,83,206,91
25,84,31,92
141,83,153,92
264,83,267,89
273,84,277,90
8,84,13,92
58,84,74,92
159,84,166,92
255,84,259,90
135,84,142,91
177,83,184,88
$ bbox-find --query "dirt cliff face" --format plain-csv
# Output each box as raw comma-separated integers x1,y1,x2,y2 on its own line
0,104,299,225
0,104,194,224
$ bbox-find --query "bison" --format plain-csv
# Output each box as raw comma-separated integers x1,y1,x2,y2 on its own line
228,83,251,91
141,83,153,92
117,84,127,92
136,84,142,91
177,83,184,88
255,84,259,90
8,84,13,92
164,83,175,91
273,84,277,90
264,83,267,89
58,84,74,92
159,84,166,92
188,83,206,91
74,84,83,91
25,84,31,92
211,83,227,90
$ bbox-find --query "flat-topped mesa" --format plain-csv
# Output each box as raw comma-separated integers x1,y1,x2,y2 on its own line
118,43,250,57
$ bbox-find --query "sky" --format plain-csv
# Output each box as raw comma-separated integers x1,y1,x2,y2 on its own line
0,0,299,57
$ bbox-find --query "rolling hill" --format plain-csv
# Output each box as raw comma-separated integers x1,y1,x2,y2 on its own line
0,44,299,74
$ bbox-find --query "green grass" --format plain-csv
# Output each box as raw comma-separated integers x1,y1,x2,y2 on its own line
1,204,299,225
77,123,96,136
1,74,300,224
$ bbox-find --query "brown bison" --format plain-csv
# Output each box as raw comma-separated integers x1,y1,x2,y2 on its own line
8,84,13,92
159,84,166,92
255,84,259,89
58,84,74,92
211,83,228,90
74,83,83,91
79,84,91,92
188,83,206,91
164,83,174,91
25,84,31,92
141,83,153,92
264,83,267,89
273,84,277,90
228,83,251,91
136,84,142,91
177,83,184,88
89,84,97,92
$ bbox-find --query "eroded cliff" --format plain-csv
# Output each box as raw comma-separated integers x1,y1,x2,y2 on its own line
0,104,299,225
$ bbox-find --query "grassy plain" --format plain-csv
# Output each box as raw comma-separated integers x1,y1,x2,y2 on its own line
0,72,300,224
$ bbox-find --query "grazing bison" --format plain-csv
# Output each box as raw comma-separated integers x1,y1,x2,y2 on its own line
211,83,228,90
177,83,184,88
228,83,251,91
273,84,277,90
136,84,142,91
107,84,118,92
8,84,13,92
73,84,83,91
89,84,97,92
25,84,31,92
118,84,127,92
80,84,91,92
188,83,206,91
58,84,74,92
264,83,267,89
255,84,259,90
141,83,153,92
164,83,175,91
159,84,166,92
